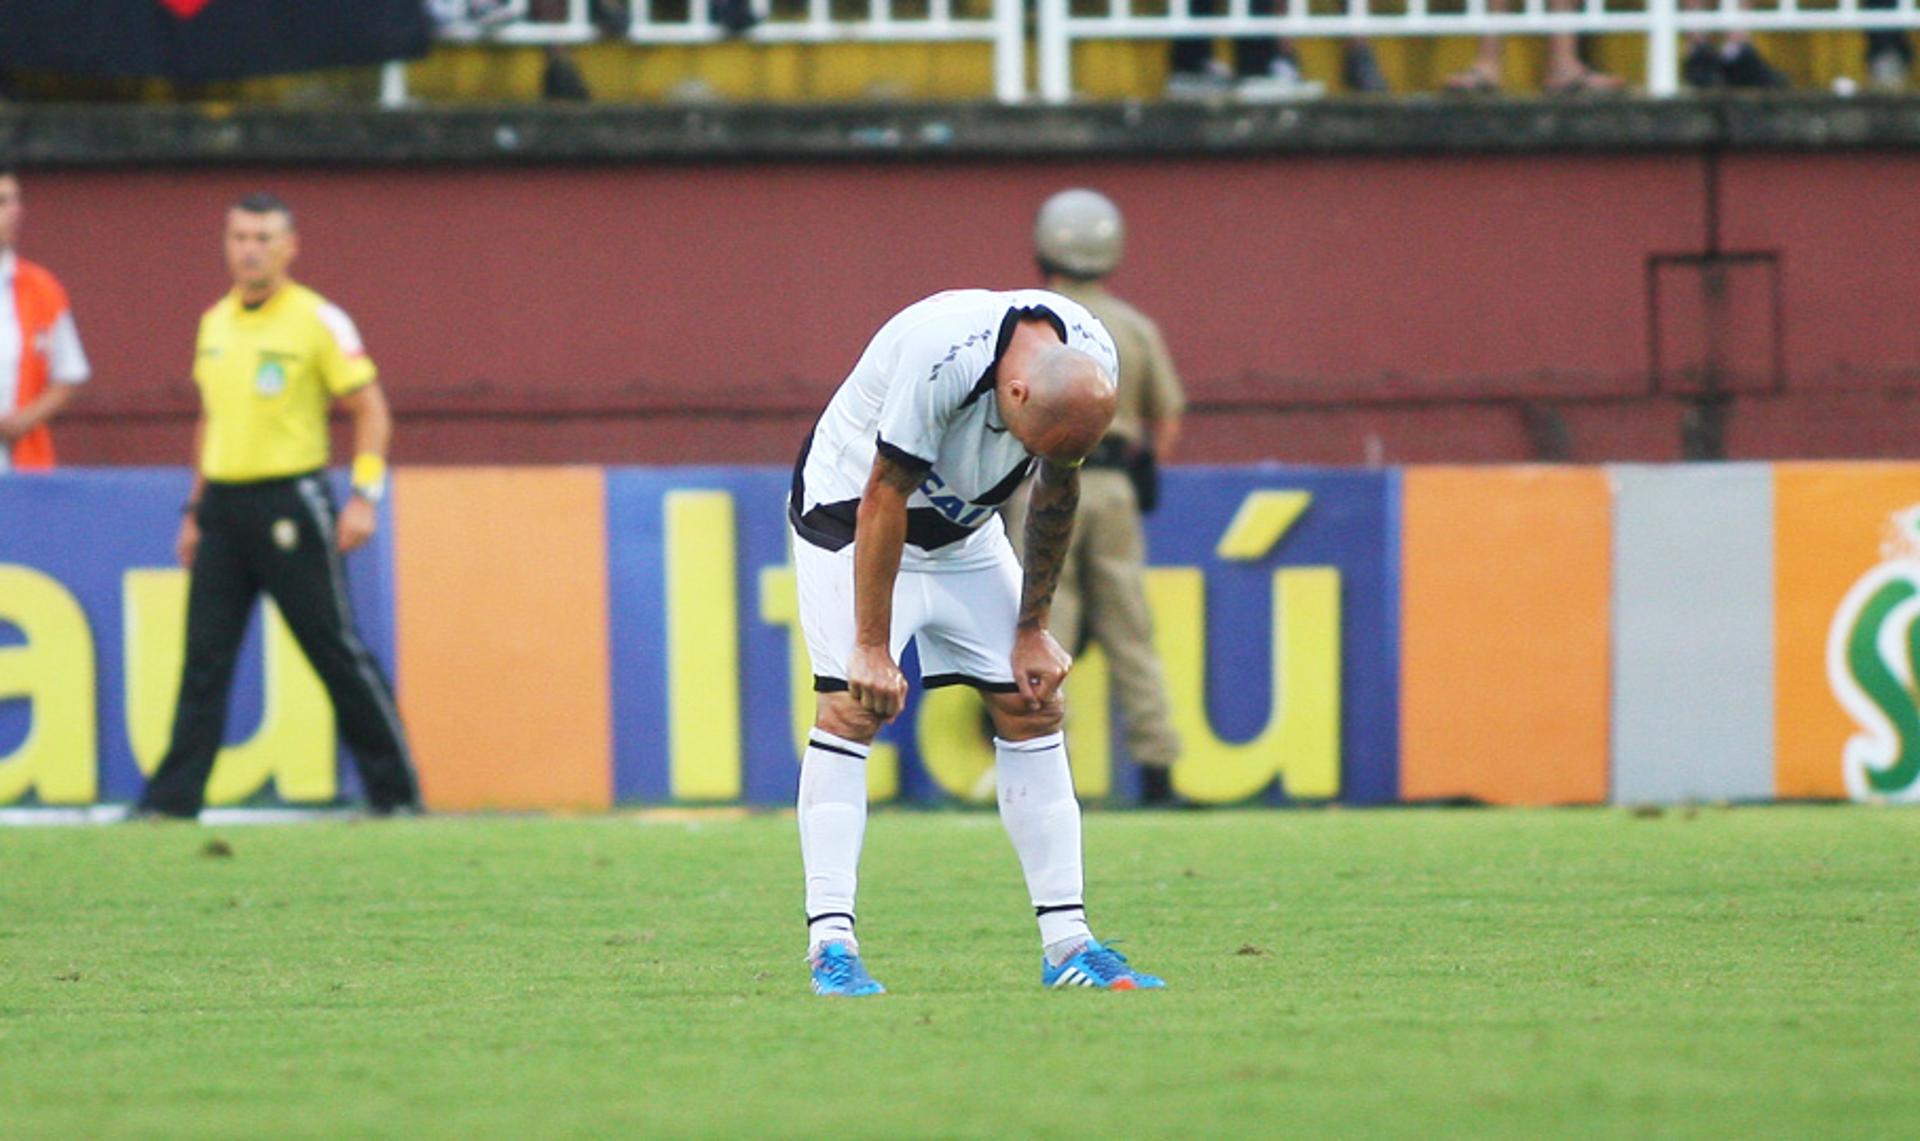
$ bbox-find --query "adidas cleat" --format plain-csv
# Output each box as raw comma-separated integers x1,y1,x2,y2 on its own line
1043,939,1166,991
810,942,886,997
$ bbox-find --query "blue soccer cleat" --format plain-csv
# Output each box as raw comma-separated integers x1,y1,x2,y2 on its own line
810,942,886,997
1042,939,1166,991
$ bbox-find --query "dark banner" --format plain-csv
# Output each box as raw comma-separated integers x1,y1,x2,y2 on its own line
0,0,430,81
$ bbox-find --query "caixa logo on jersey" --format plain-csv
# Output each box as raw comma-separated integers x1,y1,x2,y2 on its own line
918,471,993,528
1827,505,1920,803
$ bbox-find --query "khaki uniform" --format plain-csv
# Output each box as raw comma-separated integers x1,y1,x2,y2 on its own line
1011,280,1186,768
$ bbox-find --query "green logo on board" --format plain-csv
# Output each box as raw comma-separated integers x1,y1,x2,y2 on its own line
1827,506,1920,803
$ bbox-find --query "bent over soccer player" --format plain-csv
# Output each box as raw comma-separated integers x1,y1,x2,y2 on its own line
789,288,1165,996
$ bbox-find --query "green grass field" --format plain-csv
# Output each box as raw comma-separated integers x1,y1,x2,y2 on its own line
4,806,1917,1138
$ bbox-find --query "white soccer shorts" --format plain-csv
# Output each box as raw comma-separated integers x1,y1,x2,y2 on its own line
791,527,1022,694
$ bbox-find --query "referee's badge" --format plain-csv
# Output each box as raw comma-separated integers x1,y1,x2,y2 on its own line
254,360,287,397
272,519,299,551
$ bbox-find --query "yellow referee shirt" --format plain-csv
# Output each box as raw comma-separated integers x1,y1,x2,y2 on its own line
193,281,376,482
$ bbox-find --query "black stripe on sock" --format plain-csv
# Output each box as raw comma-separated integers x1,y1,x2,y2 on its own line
1034,903,1086,917
806,737,869,760
807,911,857,929
998,735,1064,753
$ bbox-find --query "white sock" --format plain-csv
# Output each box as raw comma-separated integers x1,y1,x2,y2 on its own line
1044,934,1091,966
799,730,870,956
994,731,1092,959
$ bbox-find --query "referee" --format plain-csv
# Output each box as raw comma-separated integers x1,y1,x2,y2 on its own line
135,193,421,820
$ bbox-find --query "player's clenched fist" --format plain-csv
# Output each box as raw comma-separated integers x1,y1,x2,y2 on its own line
1011,626,1072,711
846,643,909,722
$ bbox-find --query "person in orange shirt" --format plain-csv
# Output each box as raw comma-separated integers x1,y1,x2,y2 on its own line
0,167,91,472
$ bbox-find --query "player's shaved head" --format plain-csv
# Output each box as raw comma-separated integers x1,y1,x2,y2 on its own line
1007,345,1116,465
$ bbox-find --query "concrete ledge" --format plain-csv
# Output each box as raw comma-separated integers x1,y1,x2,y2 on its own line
5,95,1920,166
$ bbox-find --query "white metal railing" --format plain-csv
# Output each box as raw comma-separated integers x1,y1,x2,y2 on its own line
1039,0,1920,101
403,0,1023,102
394,0,1920,106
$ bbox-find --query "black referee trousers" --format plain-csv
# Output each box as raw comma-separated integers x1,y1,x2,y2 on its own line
138,472,420,816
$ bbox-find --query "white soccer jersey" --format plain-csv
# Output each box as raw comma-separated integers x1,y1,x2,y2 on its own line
789,288,1119,571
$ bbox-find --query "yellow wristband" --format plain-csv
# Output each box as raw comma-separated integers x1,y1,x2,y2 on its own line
351,453,388,502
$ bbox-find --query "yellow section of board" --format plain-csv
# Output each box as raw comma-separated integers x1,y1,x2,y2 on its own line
666,491,743,801
123,568,337,805
0,565,98,804
1155,565,1342,803
1216,490,1312,562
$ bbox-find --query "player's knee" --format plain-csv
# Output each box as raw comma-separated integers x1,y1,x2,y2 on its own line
986,692,1065,740
814,692,884,745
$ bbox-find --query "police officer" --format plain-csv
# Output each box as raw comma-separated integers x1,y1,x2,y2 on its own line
135,193,421,819
1021,188,1188,806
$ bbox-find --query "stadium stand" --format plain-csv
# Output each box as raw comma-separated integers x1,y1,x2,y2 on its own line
4,1,1913,101
383,0,1918,102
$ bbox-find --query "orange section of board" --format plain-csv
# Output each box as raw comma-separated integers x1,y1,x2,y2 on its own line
393,468,612,810
1400,467,1612,805
1773,464,1920,800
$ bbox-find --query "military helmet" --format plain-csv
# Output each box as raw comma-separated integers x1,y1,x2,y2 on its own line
1033,188,1124,278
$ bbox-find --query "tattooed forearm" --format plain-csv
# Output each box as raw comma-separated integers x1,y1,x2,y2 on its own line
872,450,925,496
855,451,922,649
1018,460,1079,629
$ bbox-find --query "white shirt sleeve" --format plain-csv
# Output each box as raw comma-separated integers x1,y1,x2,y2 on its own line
46,310,91,385
1063,310,1120,385
314,300,367,359
873,318,986,470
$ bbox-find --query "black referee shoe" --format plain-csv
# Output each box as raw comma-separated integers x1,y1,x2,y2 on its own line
365,801,425,819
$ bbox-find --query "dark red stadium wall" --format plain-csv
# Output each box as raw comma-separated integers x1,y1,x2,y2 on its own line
35,152,1920,466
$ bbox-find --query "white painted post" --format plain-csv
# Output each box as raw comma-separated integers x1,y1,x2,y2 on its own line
995,0,1027,103
1038,0,1072,104
1647,0,1681,97
379,60,409,108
